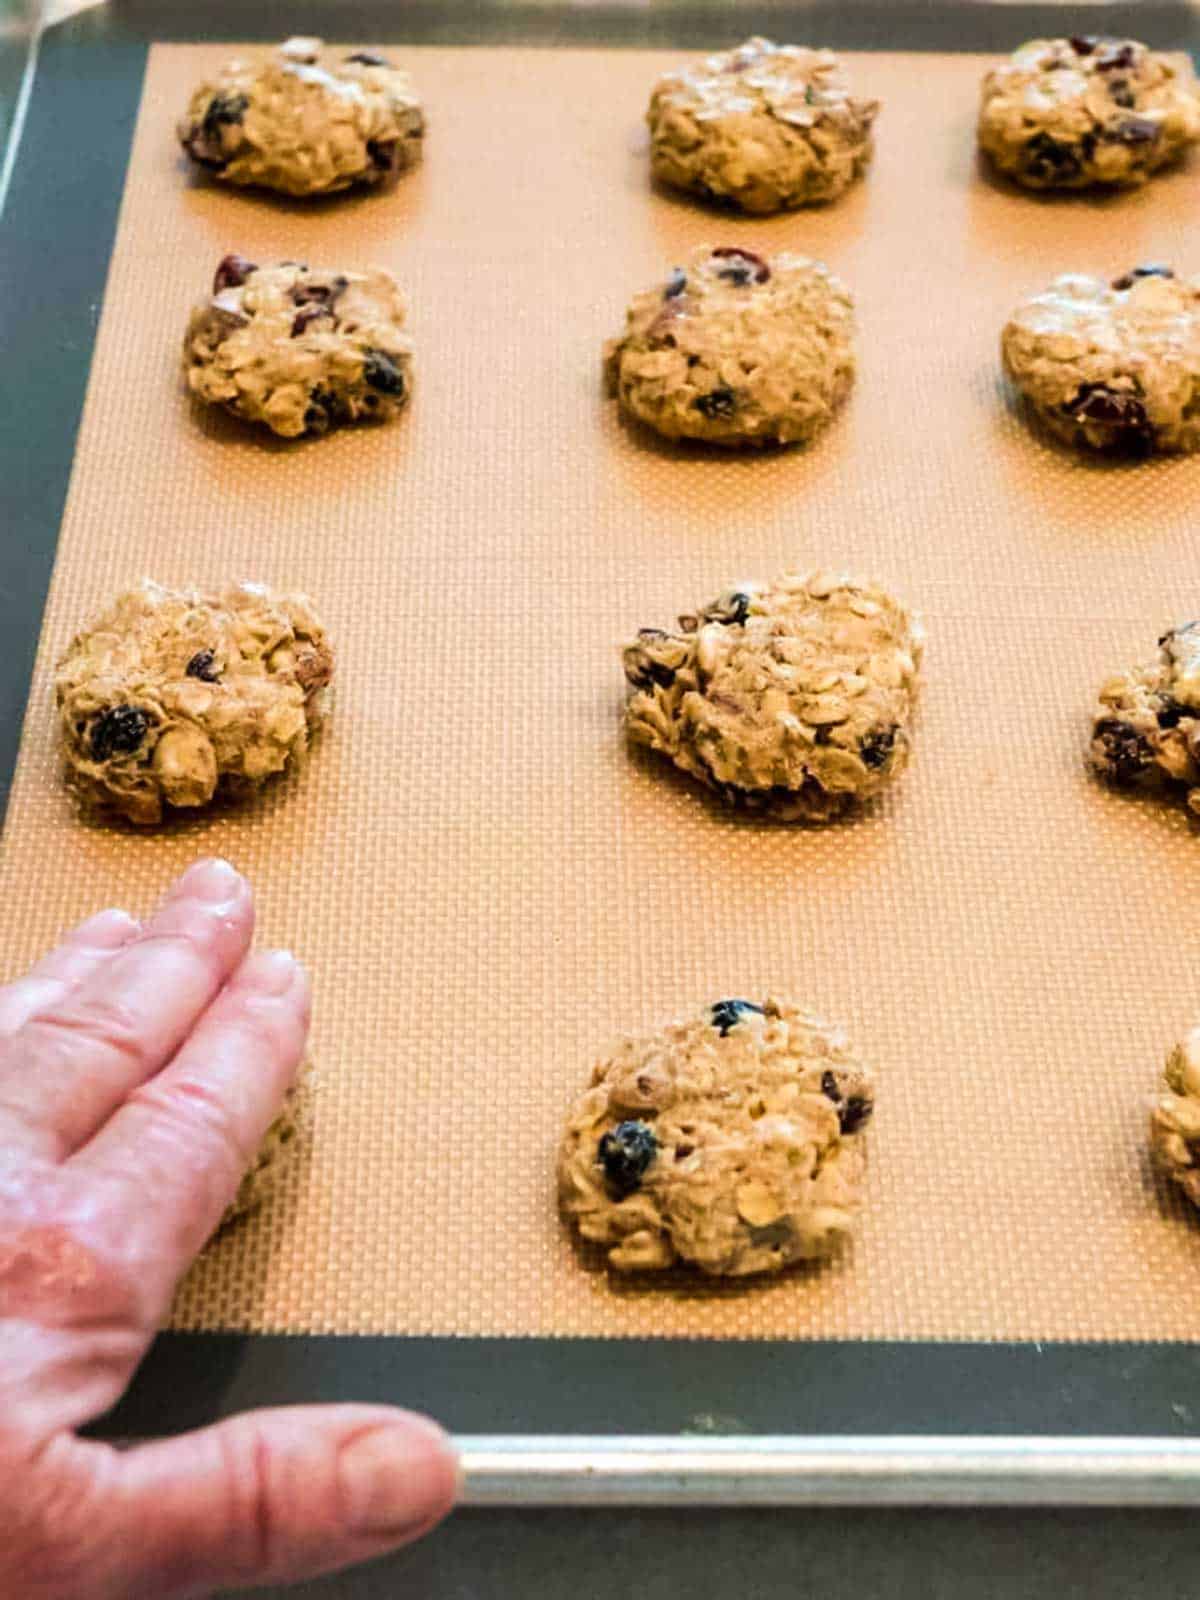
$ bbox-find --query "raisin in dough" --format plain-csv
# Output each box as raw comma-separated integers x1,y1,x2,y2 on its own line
178,36,424,196
1089,622,1200,811
647,36,878,213
1002,267,1200,455
624,571,923,823
185,255,412,440
558,998,874,1276
978,36,1200,190
1151,1026,1200,1207
55,581,333,827
604,246,854,447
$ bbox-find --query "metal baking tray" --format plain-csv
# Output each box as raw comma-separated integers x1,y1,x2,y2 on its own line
6,0,1200,1511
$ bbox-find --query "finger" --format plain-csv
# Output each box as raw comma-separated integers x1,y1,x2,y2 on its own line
76,948,310,1280
0,859,253,1162
82,1406,457,1596
0,909,139,1039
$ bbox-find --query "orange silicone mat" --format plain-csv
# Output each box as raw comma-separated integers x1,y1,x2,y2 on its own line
4,42,1200,1340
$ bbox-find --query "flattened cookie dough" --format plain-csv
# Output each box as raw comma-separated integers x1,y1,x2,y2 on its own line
648,36,878,212
978,36,1200,190
178,36,424,195
559,997,874,1276
1151,1026,1200,1207
55,580,333,826
1002,267,1200,455
1089,622,1200,811
185,255,412,439
623,571,923,823
604,246,854,447
222,1068,314,1230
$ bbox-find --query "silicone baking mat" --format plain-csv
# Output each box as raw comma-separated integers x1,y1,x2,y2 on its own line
5,42,1200,1343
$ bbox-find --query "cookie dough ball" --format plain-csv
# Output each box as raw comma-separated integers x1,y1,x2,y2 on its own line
648,36,878,212
178,36,424,196
604,246,854,448
1150,1026,1200,1207
1089,622,1200,811
55,580,333,826
623,570,923,823
978,36,1200,190
185,255,413,440
1002,267,1200,455
559,997,874,1276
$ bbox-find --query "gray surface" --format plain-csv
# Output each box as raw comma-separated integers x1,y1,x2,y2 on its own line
273,1506,1200,1598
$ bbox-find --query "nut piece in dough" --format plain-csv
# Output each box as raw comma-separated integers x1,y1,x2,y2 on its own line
1002,267,1200,455
978,36,1200,190
648,36,878,213
185,255,413,440
55,580,334,827
623,571,923,823
1089,622,1200,811
1150,1027,1200,1207
558,997,874,1276
604,246,855,448
178,37,424,196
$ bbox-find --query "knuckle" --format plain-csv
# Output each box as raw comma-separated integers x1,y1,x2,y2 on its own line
24,999,157,1083
127,1073,254,1179
4,1441,120,1598
215,1422,278,1579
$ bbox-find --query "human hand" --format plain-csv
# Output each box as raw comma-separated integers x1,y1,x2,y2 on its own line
0,859,457,1597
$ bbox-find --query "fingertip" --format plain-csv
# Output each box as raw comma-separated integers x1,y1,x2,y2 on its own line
164,857,250,913
147,859,255,951
234,947,307,1000
337,1414,460,1539
67,908,141,950
231,951,313,1035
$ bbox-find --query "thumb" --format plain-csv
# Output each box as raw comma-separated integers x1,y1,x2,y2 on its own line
95,1404,458,1596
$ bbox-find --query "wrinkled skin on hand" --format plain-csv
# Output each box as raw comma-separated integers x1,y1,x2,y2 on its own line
0,860,456,1599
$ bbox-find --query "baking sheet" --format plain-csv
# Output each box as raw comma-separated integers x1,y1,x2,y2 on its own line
4,43,1200,1341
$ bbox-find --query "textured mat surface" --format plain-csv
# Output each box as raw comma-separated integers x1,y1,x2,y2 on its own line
4,44,1200,1339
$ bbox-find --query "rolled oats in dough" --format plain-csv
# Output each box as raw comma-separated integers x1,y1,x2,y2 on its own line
558,997,874,1277
55,580,334,827
1150,1026,1200,1209
1002,267,1200,455
185,255,413,440
178,36,424,196
978,35,1200,190
1089,622,1200,811
623,570,923,823
604,245,855,448
647,36,878,213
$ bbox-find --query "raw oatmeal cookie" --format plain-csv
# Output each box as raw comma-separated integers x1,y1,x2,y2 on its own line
178,36,424,195
604,246,855,447
558,997,874,1276
978,36,1200,190
623,570,923,822
1151,1026,1200,1208
1089,622,1200,811
221,1068,314,1230
1002,267,1200,455
185,254,412,439
647,36,878,212
55,580,334,826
